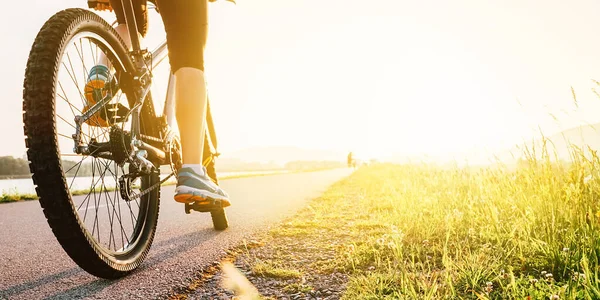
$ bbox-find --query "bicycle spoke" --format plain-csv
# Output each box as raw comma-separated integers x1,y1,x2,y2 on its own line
80,187,94,222
62,54,86,107
76,153,108,212
57,81,84,115
68,159,85,192
94,155,136,251
107,162,133,250
23,11,168,273
66,52,82,98
114,164,128,248
76,40,89,80
99,159,119,180
91,158,100,243
58,132,73,140
60,52,108,129
88,38,98,68
77,39,114,131
65,147,104,191
50,26,162,257
56,115,93,141
105,179,130,250
97,159,116,250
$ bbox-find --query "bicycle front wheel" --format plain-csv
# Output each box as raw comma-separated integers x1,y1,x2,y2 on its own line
23,8,160,279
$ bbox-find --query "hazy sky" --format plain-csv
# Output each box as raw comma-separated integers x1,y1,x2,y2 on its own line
4,0,600,162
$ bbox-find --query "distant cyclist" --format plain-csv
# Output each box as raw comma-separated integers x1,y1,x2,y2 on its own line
347,152,355,168
86,0,232,209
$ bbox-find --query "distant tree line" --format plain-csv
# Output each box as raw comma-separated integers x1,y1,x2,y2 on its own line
0,155,345,178
0,156,30,177
0,156,102,178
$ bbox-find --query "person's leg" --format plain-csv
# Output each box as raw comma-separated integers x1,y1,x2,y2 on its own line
156,0,208,164
173,67,208,165
156,0,230,206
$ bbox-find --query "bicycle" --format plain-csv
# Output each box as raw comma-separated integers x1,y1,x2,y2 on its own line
22,0,229,279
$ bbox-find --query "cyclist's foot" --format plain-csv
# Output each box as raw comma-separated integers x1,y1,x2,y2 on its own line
83,64,111,127
174,164,231,209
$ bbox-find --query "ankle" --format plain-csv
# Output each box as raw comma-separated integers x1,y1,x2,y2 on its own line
181,164,204,175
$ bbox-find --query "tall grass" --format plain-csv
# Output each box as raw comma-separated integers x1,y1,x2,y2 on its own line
0,187,38,203
334,141,600,299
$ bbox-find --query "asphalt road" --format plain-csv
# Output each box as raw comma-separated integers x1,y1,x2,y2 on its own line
0,168,353,300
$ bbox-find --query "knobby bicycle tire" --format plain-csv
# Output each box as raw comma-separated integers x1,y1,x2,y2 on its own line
23,8,160,279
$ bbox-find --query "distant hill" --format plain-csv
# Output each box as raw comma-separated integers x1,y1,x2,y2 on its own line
546,123,600,156
382,123,600,167
498,122,600,164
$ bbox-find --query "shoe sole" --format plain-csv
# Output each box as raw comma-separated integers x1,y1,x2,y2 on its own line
174,189,231,208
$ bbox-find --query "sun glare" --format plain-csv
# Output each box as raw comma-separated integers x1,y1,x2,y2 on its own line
4,0,600,163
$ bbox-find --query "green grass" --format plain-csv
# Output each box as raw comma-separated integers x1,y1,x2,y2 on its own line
283,283,313,293
234,142,600,299
0,192,38,203
0,185,128,203
252,262,303,279
335,158,600,299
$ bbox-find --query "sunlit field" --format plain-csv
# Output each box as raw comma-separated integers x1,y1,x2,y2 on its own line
226,143,600,299
343,148,600,299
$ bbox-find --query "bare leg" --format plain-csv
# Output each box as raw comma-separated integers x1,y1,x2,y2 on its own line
174,67,207,164
171,66,230,205
156,0,229,205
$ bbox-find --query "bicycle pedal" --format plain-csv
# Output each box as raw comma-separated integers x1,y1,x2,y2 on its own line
184,199,223,214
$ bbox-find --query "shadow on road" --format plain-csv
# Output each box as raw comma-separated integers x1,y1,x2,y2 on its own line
142,227,221,268
42,278,115,300
0,268,82,299
1,228,224,300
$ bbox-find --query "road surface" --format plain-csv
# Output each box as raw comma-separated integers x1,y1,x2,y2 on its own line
0,168,353,300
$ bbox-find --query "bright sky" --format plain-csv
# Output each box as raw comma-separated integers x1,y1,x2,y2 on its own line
4,0,600,162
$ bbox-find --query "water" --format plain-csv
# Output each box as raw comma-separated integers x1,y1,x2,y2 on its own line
0,170,287,195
